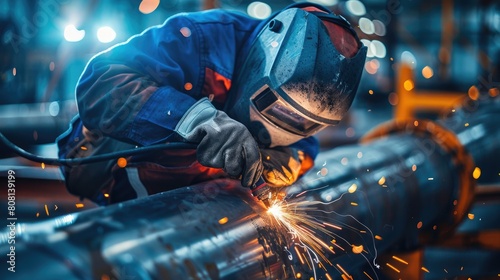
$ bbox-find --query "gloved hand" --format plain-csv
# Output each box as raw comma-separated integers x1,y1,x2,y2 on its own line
175,98,263,187
260,147,305,188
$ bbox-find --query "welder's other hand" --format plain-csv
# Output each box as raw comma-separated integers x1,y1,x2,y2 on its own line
260,147,304,188
175,98,263,187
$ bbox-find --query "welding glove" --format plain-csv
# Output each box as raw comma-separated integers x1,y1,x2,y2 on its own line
175,98,263,187
260,147,305,188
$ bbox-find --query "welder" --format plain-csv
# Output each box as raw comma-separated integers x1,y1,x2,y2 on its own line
56,3,367,206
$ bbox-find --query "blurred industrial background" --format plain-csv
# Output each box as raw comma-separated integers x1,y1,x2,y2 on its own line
0,0,499,279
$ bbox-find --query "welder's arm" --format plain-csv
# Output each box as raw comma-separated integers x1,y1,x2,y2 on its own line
175,98,263,187
76,16,199,146
261,137,317,187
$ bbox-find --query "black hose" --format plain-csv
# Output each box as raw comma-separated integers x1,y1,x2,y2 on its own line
0,132,197,167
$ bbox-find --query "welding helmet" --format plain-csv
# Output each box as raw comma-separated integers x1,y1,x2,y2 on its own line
225,3,367,147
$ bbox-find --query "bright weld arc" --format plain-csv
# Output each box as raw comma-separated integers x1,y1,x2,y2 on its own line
266,199,346,277
266,188,382,279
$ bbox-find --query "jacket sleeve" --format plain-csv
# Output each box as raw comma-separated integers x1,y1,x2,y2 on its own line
76,15,201,146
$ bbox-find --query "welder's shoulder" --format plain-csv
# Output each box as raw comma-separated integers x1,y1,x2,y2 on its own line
169,9,260,32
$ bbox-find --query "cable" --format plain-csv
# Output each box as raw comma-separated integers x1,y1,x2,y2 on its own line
0,132,196,167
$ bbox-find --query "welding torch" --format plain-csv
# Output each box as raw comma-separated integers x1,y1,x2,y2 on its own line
250,177,272,208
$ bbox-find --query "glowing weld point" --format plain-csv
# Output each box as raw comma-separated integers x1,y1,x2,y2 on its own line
267,204,283,219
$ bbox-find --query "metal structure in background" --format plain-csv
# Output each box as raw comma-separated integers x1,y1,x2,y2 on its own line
1,96,499,279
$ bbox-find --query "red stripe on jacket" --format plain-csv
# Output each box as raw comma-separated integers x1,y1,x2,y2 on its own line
203,67,231,103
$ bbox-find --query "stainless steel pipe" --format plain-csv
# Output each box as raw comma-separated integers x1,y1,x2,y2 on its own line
1,96,498,279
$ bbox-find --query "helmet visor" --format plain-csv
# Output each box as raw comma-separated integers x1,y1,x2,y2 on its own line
252,87,326,136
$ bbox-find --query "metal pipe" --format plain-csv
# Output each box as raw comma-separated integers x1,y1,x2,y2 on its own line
1,97,498,279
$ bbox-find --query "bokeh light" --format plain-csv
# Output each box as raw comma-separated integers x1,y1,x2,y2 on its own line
307,0,339,6
345,0,366,16
373,20,386,36
401,51,417,68
97,26,116,43
138,0,160,14
359,17,374,34
370,40,386,58
422,66,434,79
247,2,272,19
64,24,85,42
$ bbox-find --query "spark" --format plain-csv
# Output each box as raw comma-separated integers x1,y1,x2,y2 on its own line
267,200,337,264
421,267,430,273
392,255,408,265
363,271,374,280
44,204,50,216
266,184,382,279
386,263,400,273
336,264,351,279
294,246,306,264
267,200,333,279
378,177,385,185
323,222,342,230
117,157,127,168
348,183,357,193
352,244,364,254
307,195,381,270
331,240,345,251
296,190,308,197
